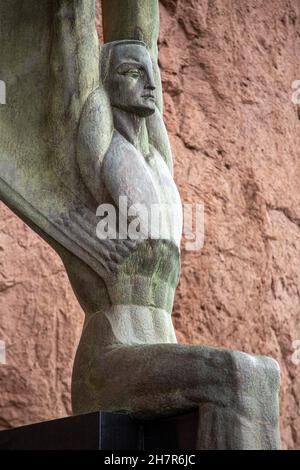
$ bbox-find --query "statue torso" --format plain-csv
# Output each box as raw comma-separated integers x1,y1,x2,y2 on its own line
101,130,182,247
60,130,181,344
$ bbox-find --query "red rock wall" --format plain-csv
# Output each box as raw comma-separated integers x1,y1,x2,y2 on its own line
1,0,300,449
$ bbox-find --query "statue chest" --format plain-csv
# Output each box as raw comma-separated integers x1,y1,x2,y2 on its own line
102,136,183,247
140,146,183,247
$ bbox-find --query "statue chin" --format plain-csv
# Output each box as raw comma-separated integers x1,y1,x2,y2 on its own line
116,103,156,117
135,104,156,117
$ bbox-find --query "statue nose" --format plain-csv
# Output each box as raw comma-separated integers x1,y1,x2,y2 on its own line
146,83,156,91
145,75,156,91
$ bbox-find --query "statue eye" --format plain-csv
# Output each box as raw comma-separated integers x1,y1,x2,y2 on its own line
125,69,142,79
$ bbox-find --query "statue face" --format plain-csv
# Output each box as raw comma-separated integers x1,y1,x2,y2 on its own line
106,43,156,117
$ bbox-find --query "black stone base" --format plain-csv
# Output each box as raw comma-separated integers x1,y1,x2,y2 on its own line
0,410,199,450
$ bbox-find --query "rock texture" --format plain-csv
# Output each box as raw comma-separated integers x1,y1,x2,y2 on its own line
0,0,300,449
0,204,84,429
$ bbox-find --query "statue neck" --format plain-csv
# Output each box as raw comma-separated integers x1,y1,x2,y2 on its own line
112,107,149,155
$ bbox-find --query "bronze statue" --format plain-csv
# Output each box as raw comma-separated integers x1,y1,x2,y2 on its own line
0,0,281,449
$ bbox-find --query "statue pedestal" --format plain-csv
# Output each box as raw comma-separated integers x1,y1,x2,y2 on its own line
0,411,199,450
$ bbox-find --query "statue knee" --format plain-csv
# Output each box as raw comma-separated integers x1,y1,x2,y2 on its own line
226,350,280,419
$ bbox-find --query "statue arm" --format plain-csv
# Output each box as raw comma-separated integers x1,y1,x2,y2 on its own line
76,87,114,204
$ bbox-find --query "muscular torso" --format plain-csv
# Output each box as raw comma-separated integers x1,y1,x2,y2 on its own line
101,131,182,245
61,130,182,345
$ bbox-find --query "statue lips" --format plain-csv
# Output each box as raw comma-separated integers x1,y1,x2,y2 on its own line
142,94,155,102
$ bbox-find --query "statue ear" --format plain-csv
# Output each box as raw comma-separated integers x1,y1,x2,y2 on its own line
77,87,114,203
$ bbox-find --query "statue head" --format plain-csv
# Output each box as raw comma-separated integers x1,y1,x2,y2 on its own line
100,40,156,117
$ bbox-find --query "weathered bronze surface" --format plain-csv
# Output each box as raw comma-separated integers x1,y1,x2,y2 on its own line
0,0,281,449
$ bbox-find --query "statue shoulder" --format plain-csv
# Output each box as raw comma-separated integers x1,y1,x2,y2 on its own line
76,87,114,203
102,131,141,188
77,87,114,168
106,130,138,159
